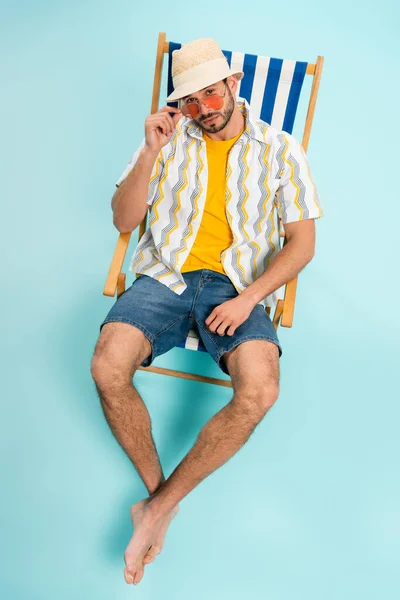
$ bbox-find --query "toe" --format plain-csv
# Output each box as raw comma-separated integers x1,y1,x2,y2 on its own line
124,566,135,585
143,545,155,564
143,552,155,564
134,565,144,585
143,544,161,564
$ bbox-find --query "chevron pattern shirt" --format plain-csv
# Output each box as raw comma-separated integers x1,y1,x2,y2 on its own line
115,98,323,308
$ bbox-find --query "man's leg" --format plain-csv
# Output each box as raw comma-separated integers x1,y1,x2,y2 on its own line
123,339,280,584
91,322,165,494
90,322,179,578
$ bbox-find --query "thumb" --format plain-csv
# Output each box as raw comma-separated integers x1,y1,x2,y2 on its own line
172,110,182,125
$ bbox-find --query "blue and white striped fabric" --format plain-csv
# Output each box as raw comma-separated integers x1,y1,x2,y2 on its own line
177,325,204,352
167,42,308,134
166,42,308,354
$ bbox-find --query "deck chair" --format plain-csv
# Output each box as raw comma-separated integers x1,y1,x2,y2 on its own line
103,32,324,388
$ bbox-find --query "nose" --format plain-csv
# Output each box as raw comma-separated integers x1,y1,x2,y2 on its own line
199,103,219,120
199,101,212,116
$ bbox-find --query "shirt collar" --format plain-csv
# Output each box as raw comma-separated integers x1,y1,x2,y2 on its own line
184,97,266,144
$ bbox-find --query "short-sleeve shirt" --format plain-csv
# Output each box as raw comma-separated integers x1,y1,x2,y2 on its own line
116,98,323,308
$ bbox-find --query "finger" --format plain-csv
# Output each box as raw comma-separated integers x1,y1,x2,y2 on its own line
209,317,223,333
205,313,215,326
148,114,174,135
157,113,177,135
205,309,219,326
160,105,181,114
166,113,178,133
148,113,174,127
227,325,236,336
172,111,182,125
216,321,230,336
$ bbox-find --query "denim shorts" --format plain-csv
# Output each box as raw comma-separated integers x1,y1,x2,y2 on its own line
100,269,282,375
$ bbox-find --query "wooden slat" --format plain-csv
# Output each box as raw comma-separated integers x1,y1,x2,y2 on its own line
302,55,324,152
272,299,284,331
103,232,131,297
138,33,167,243
136,33,168,242
117,272,126,298
151,32,166,114
280,54,323,328
281,275,297,328
137,365,233,388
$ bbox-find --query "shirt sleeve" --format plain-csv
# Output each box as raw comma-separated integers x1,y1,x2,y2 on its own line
115,140,164,207
276,132,323,224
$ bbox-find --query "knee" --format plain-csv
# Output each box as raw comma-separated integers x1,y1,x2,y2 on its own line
90,351,127,392
234,381,279,419
91,324,149,393
90,353,110,389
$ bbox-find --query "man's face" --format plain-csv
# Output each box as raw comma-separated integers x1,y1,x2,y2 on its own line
182,80,236,134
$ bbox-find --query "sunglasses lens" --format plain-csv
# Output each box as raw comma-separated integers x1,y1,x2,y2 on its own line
182,103,199,118
203,95,224,110
181,91,224,119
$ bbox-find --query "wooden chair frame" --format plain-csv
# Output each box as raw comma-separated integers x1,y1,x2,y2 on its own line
103,32,324,387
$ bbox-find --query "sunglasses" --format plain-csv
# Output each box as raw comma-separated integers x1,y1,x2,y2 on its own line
181,83,227,119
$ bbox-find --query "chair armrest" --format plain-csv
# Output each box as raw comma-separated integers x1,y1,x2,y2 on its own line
103,232,132,297
281,275,297,327
279,226,297,328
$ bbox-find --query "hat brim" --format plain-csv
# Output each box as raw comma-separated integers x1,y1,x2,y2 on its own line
167,69,244,103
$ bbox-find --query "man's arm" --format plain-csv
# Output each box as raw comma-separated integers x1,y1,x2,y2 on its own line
112,147,159,233
112,106,181,233
241,132,321,306
240,219,315,306
205,219,316,336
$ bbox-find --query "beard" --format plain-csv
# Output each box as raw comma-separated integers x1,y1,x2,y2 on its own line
195,86,235,134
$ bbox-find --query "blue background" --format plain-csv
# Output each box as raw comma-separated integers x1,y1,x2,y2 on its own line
1,1,399,598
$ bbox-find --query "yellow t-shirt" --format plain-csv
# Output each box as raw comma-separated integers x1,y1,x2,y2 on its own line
181,129,243,275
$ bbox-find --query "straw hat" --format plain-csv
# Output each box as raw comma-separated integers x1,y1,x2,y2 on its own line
166,38,244,102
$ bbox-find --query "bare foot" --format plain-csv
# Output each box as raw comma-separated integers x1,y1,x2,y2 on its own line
123,499,178,585
142,504,179,565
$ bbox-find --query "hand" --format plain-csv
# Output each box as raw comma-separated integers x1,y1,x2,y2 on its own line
205,295,256,337
144,106,182,153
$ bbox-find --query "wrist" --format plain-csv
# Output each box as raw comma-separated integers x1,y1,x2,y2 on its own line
240,287,259,309
141,145,160,162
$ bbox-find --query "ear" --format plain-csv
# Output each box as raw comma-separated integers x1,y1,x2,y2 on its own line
227,75,238,94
